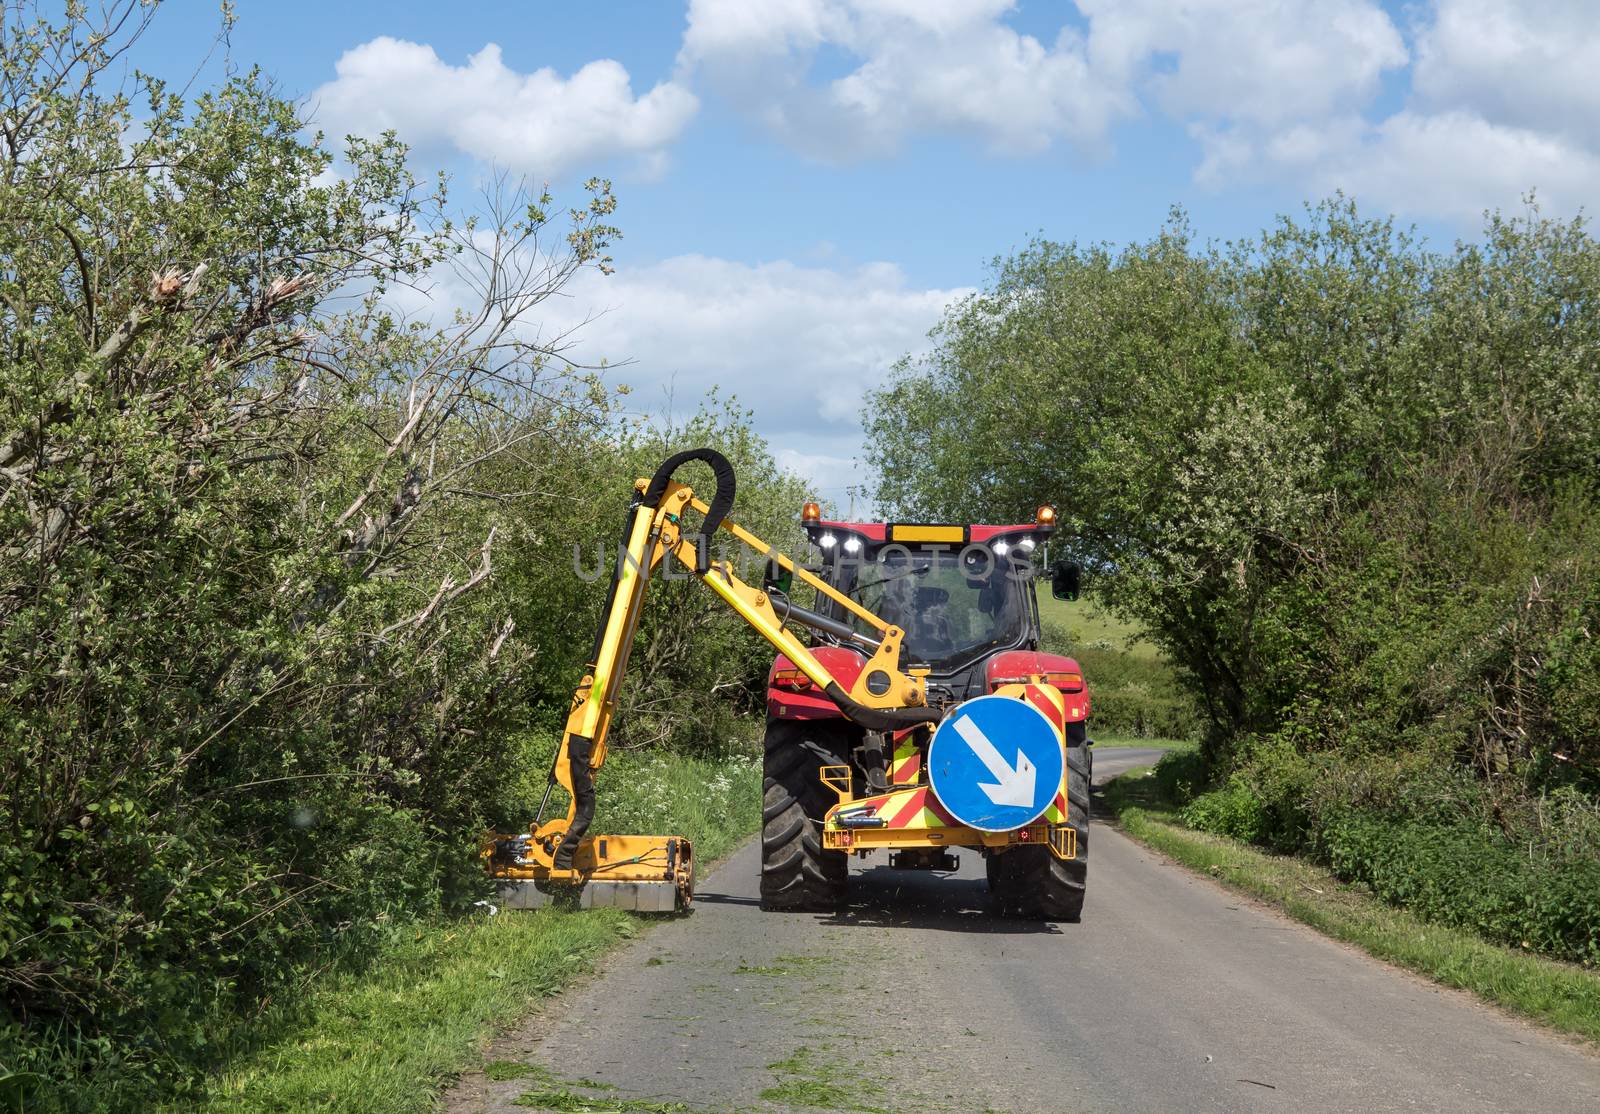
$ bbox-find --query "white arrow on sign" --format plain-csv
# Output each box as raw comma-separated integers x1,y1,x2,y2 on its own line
952,714,1037,809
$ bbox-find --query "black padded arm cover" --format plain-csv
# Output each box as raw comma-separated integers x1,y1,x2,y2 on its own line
643,448,737,572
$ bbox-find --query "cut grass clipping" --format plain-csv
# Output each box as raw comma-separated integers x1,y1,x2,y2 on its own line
1103,768,1600,1045
497,1061,689,1112
761,1046,889,1114
172,748,759,1113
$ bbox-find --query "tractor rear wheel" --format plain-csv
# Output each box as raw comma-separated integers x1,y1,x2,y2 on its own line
760,719,851,912
991,742,1090,921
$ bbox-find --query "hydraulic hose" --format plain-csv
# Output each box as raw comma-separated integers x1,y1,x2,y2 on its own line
821,681,943,730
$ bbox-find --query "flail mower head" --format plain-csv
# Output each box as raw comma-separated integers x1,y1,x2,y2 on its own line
484,831,694,912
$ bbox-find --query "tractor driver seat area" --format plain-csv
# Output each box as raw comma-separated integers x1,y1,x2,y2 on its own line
909,586,954,659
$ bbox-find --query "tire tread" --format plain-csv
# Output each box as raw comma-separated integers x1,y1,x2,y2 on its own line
760,721,850,911
989,743,1090,921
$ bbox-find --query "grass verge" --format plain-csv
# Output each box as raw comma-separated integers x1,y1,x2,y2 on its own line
173,911,633,1113
170,747,761,1113
1091,735,1194,750
1103,769,1600,1045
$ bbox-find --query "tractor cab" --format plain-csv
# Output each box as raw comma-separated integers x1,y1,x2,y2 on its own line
808,519,1045,675
767,507,1086,712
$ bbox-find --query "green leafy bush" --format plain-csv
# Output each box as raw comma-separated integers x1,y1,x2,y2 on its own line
1317,810,1600,966
1150,747,1600,966
1149,749,1207,809
0,9,802,1108
498,730,762,867
1180,785,1266,844
1069,644,1200,739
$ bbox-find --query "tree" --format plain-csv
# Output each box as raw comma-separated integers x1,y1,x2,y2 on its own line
865,199,1600,806
0,2,626,1097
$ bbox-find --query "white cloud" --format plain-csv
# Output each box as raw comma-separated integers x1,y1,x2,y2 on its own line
312,37,698,179
550,255,969,492
1083,0,1406,129
1412,0,1600,148
1097,0,1600,227
1351,2,1600,218
1073,0,1411,198
389,248,967,494
679,0,1130,158
774,446,869,502
678,0,1409,164
310,2,1600,225
1321,111,1600,221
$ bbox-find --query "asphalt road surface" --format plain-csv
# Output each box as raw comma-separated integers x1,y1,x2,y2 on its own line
450,747,1600,1113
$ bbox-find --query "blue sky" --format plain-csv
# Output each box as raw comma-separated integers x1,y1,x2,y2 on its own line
133,1,1599,499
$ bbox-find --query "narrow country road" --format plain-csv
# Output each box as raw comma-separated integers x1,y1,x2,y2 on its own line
449,748,1600,1113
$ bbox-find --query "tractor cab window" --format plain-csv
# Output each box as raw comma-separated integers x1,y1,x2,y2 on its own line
840,545,1027,669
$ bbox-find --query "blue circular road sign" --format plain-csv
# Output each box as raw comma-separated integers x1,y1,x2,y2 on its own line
928,694,1064,832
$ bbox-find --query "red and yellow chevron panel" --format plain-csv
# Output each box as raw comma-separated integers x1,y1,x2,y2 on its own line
878,785,959,829
1012,681,1066,731
890,734,922,785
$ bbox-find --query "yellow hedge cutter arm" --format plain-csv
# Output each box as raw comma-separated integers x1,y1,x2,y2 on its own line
484,448,943,911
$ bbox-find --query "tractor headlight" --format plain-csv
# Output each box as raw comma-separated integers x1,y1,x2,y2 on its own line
993,540,1010,556
843,537,862,554
818,533,837,549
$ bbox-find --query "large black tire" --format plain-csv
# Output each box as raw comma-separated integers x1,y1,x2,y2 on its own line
991,743,1090,921
760,720,851,911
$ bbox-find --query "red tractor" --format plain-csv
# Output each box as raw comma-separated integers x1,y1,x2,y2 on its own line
486,449,1089,923
761,508,1091,920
